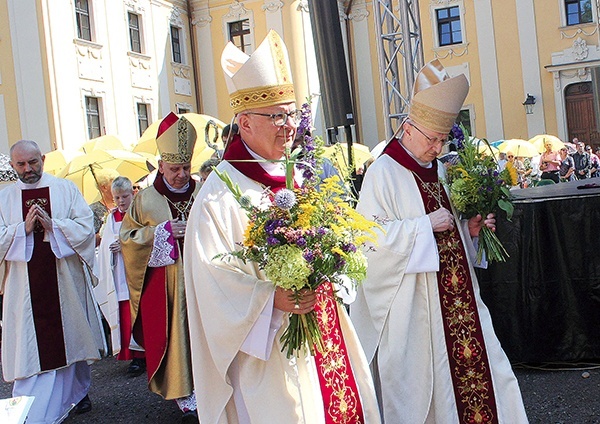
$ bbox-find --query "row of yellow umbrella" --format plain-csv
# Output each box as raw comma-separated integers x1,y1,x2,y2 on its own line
45,114,226,203
476,134,567,159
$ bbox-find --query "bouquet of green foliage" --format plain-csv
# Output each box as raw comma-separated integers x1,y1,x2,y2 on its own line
445,124,514,263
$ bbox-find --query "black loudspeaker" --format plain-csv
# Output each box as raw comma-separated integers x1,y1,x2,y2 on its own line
307,0,355,128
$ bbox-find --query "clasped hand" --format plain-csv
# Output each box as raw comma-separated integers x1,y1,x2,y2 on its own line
428,207,455,233
25,204,52,234
467,213,496,237
170,219,187,239
274,287,317,314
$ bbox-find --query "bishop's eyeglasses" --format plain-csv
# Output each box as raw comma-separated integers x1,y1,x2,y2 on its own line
244,110,302,127
409,122,450,147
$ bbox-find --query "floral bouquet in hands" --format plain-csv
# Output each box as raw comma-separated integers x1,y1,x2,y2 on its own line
214,104,381,358
445,124,514,263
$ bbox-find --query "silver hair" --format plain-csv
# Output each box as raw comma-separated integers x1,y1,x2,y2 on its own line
111,176,133,192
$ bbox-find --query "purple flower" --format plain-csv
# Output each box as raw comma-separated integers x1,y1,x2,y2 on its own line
317,227,327,236
342,243,357,253
450,123,465,150
303,250,315,262
265,219,284,235
267,236,280,246
296,237,307,247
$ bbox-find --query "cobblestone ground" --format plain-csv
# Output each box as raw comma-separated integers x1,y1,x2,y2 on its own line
1,357,600,423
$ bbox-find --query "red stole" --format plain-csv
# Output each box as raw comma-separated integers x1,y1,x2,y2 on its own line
385,140,499,424
21,187,67,371
313,283,365,423
226,140,364,422
223,134,292,193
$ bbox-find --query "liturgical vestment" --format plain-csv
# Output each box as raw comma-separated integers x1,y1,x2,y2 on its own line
0,173,104,423
184,153,381,424
120,177,198,400
351,145,528,424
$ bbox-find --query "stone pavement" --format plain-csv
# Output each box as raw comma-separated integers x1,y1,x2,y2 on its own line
1,357,599,423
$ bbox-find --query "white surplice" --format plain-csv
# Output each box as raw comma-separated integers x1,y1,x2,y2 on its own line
0,173,104,423
184,160,381,424
351,154,528,423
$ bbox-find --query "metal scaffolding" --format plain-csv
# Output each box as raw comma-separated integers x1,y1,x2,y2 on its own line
372,0,424,139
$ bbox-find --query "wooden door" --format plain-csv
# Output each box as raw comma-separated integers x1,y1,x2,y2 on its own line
565,82,600,149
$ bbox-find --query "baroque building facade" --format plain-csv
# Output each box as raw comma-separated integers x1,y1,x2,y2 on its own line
1,0,600,154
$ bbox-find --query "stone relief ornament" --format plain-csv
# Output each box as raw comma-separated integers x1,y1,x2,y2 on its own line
297,0,309,13
348,2,369,22
262,1,284,13
225,0,249,19
572,37,589,61
192,9,213,28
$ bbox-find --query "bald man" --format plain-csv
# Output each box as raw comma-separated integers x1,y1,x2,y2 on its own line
0,140,104,423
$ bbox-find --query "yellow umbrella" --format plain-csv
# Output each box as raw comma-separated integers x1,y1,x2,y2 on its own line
469,138,499,157
81,135,125,153
323,143,373,179
43,149,84,175
57,149,157,203
133,113,226,170
528,134,565,154
498,139,539,158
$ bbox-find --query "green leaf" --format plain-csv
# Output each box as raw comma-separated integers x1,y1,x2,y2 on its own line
498,199,514,220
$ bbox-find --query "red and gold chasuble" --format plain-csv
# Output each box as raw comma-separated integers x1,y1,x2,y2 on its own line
21,187,67,371
135,175,196,383
225,137,365,423
384,140,499,424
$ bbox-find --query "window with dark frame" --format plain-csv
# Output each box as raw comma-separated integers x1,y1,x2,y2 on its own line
137,103,150,136
565,0,593,25
85,96,102,139
228,19,251,53
436,6,462,46
75,0,91,41
171,26,182,63
128,12,141,53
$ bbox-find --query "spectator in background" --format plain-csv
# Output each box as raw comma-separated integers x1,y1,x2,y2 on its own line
539,141,561,183
559,147,575,182
90,169,119,246
573,141,591,179
586,145,599,178
497,151,508,172
94,176,146,377
199,158,220,184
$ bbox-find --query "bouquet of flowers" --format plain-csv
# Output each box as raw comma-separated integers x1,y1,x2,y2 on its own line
445,124,514,263
214,104,381,358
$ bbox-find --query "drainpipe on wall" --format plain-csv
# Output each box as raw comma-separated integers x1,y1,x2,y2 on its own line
186,0,203,113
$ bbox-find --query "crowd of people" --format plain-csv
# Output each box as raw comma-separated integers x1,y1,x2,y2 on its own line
497,138,600,188
0,31,531,423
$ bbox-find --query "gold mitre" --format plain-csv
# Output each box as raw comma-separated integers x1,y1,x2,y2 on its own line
221,30,295,114
408,59,469,134
156,112,196,164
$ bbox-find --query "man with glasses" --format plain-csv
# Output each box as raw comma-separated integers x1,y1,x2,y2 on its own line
351,60,527,423
183,31,379,423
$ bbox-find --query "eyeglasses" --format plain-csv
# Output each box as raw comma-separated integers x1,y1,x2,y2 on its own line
409,123,449,147
244,110,302,127
507,155,514,158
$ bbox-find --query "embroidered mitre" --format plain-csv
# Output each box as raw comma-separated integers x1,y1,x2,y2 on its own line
156,112,196,164
408,59,469,134
221,30,295,113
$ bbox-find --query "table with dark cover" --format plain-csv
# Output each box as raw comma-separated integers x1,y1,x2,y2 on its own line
476,180,600,363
